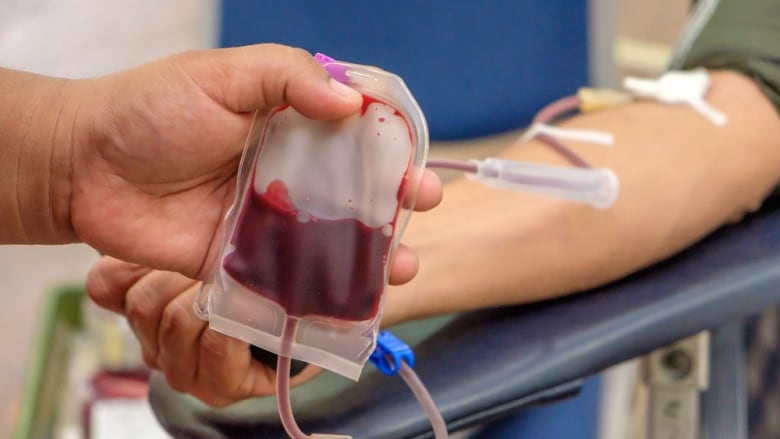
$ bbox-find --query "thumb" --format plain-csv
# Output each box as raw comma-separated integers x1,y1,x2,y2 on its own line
183,44,362,119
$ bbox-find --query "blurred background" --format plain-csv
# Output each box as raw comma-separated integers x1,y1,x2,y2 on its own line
0,2,216,437
0,0,688,437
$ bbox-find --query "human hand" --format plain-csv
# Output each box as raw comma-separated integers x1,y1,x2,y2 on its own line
86,168,442,407
67,44,368,278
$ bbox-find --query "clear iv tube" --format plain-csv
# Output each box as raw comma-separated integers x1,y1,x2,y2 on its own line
532,95,591,168
533,94,581,124
428,96,591,169
425,159,478,173
277,319,313,439
399,362,449,439
536,133,591,168
276,321,448,439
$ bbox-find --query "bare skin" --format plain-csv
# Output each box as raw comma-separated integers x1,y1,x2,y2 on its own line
1,44,444,279
382,70,780,326
1,44,443,406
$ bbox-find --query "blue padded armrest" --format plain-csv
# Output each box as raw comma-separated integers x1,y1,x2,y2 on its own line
151,199,780,438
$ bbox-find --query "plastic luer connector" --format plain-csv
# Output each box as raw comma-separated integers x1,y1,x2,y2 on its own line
369,331,415,376
468,158,619,209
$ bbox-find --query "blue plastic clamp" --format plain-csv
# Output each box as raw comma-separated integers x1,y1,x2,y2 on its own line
369,331,415,376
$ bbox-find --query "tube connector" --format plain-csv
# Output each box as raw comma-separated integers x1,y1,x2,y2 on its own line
369,331,415,376
468,158,619,209
577,87,634,112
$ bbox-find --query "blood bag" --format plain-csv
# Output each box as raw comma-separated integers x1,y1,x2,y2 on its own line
196,57,428,379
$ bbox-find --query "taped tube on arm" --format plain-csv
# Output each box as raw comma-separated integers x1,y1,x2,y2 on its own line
669,0,780,115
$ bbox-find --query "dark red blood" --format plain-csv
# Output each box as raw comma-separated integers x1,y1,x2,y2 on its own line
223,181,393,320
222,94,414,321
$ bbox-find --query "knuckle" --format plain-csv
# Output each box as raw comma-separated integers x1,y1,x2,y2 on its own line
232,377,257,401
164,370,190,394
158,301,191,342
289,46,313,60
171,49,204,64
85,269,112,308
86,285,109,309
260,43,309,59
259,42,285,52
199,329,230,360
124,282,158,327
194,392,233,408
142,352,159,370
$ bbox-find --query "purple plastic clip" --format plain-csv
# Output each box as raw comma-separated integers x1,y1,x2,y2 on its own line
314,52,349,84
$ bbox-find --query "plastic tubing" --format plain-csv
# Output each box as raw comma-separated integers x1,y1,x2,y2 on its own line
425,158,478,173
531,94,592,168
533,94,581,124
276,319,353,439
276,319,311,439
399,362,449,439
535,132,592,168
428,96,591,170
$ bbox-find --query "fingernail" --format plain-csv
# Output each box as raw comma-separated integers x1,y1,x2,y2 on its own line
329,78,361,100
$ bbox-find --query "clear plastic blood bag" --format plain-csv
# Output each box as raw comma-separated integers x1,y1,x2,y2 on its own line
196,57,428,380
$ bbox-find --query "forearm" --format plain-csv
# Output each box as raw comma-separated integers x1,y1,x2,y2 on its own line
383,70,780,326
0,68,79,243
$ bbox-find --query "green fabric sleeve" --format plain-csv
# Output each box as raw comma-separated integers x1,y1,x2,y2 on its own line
674,0,780,114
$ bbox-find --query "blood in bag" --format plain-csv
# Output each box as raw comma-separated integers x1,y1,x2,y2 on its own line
222,96,411,321
198,58,429,380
